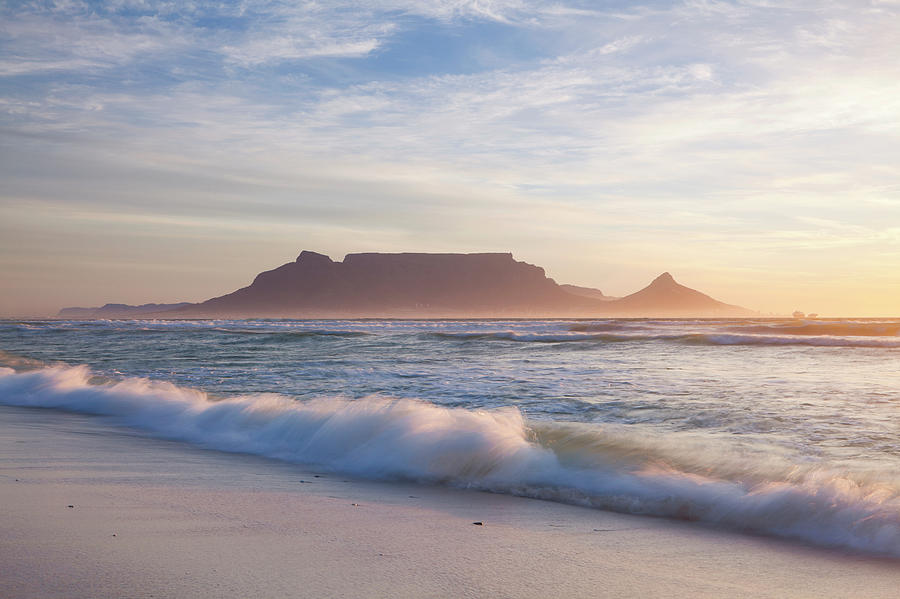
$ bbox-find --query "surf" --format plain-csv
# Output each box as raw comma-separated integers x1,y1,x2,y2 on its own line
2,362,899,557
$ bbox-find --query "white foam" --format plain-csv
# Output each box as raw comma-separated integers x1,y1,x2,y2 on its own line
2,364,899,556
432,331,641,343
691,333,900,348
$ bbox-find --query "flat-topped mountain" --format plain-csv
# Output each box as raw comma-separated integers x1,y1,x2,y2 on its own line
58,251,754,318
169,251,599,318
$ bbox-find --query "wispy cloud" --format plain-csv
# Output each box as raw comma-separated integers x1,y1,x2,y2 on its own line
1,0,899,314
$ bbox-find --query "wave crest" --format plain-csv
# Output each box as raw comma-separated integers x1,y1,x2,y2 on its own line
737,321,900,337
1,364,899,556
683,333,900,348
429,331,643,343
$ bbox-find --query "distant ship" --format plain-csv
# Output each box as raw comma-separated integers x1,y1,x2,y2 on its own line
792,311,805,319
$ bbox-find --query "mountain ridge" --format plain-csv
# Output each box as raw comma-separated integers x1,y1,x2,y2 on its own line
559,284,615,301
57,303,194,319
58,251,754,318
170,251,599,318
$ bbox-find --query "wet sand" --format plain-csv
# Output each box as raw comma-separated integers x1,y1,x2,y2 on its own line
1,406,898,598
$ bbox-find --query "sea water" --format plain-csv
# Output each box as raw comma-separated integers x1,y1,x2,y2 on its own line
1,318,899,555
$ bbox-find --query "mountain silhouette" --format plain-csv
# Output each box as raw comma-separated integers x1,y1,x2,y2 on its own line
605,272,749,316
57,302,193,318
60,252,754,318
559,284,615,301
169,251,599,318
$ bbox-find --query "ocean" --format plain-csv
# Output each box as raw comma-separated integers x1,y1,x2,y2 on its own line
2,317,899,556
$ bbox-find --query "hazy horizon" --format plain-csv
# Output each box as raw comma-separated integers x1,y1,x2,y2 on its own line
3,247,892,319
2,1,898,317
1,246,898,320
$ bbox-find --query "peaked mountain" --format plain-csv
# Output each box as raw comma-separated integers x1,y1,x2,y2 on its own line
604,272,750,316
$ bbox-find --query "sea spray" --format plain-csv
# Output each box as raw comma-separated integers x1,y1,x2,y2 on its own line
2,364,900,556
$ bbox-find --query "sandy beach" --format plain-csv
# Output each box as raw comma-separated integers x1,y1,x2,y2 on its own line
1,405,898,598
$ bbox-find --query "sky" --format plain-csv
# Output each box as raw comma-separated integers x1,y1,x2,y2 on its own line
1,0,899,316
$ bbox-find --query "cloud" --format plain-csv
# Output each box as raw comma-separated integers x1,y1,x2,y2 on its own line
0,4,188,76
2,0,900,314
4,1,898,181
224,37,383,65
218,3,399,66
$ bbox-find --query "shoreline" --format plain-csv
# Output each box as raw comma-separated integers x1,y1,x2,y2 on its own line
2,405,899,598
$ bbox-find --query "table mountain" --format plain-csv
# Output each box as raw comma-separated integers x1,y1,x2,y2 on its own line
61,252,754,318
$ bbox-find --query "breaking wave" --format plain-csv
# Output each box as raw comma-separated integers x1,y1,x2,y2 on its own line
4,321,372,338
682,334,900,348
735,321,900,337
2,363,899,557
430,330,900,348
212,328,372,339
429,331,645,343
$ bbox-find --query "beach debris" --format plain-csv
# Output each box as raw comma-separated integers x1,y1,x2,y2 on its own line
472,521,484,526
